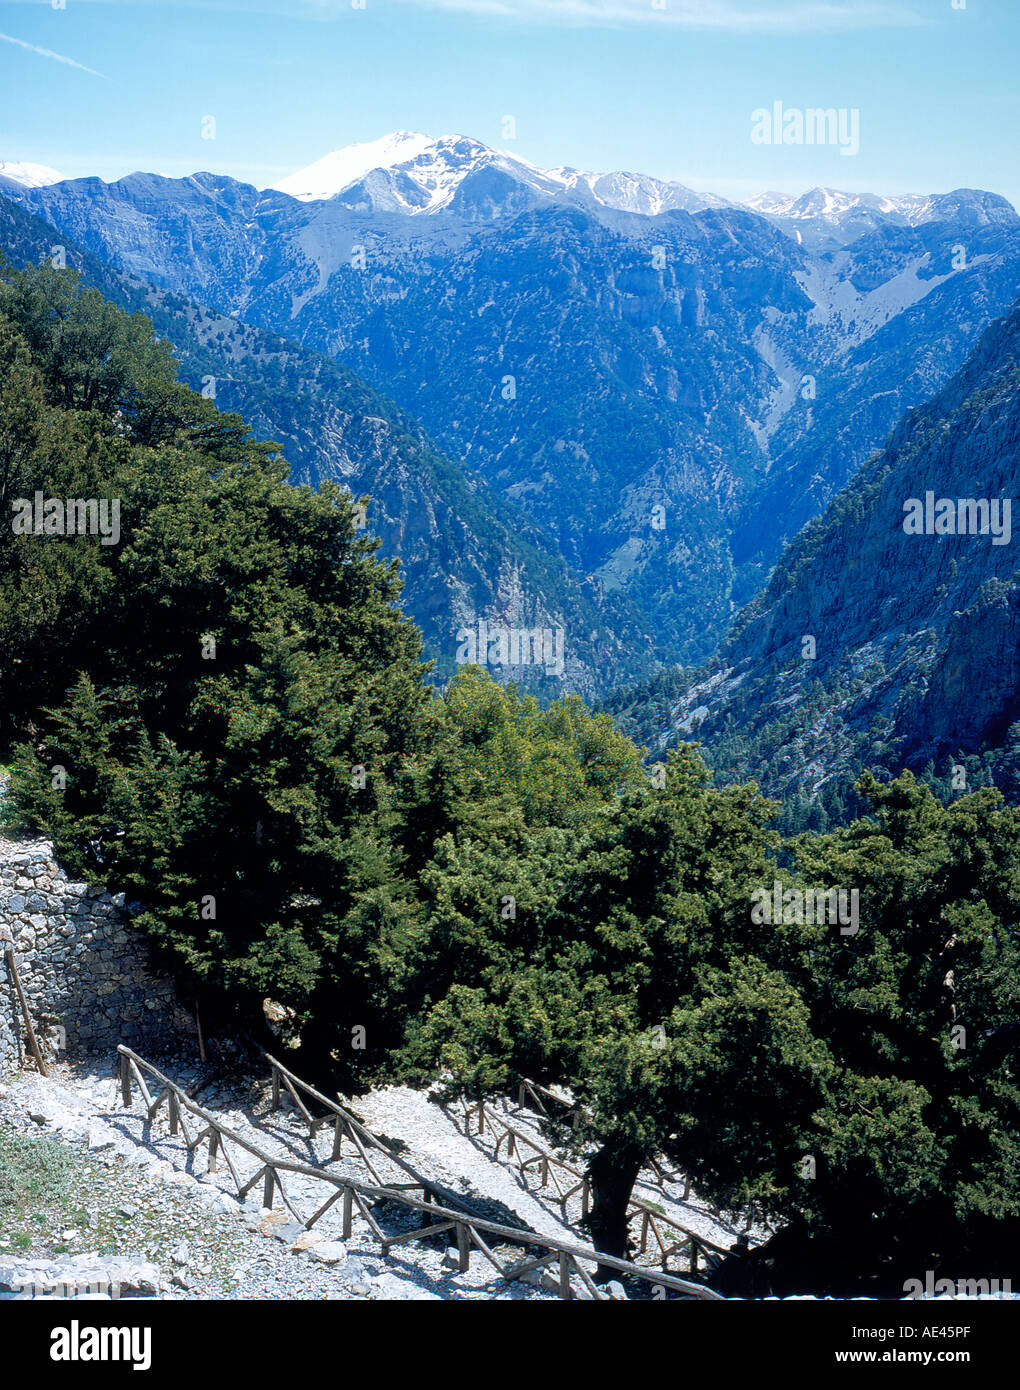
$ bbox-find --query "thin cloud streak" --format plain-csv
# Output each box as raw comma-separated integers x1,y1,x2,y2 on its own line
0,30,109,78
0,0,925,30
361,0,924,30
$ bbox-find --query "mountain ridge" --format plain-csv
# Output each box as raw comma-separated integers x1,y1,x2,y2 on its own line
9,143,1020,672
12,132,1015,241
614,288,1020,804
0,190,654,699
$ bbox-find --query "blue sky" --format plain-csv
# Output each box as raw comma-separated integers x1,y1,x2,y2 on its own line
0,0,1018,205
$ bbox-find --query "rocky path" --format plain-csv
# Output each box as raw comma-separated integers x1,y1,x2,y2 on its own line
0,1059,558,1300
0,1040,762,1307
4,1057,1015,1302
357,1082,759,1257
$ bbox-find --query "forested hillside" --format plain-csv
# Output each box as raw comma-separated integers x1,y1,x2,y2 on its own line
4,264,1020,1294
0,193,653,699
608,289,1020,829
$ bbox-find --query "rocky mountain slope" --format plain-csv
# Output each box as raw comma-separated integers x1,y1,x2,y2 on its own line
0,1063,534,1301
9,134,1020,684
744,188,950,251
624,290,1020,799
0,192,651,698
9,137,1019,667
731,189,1020,607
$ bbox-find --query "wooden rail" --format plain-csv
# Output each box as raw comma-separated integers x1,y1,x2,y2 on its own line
461,1095,731,1276
265,1050,739,1275
515,1078,581,1128
514,1081,690,1195
264,1052,733,1274
511,1079,766,1238
261,1049,483,1221
116,1046,723,1302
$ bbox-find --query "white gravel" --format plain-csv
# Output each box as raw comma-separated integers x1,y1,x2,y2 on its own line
0,1059,566,1300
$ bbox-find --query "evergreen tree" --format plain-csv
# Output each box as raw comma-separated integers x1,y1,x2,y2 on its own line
2,263,434,1084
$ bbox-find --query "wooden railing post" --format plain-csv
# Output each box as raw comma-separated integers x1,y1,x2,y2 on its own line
559,1253,572,1300
342,1186,353,1239
456,1222,470,1272
331,1117,343,1161
263,1167,275,1210
270,1066,280,1112
169,1091,179,1136
120,1052,131,1107
5,949,47,1077
207,1130,219,1173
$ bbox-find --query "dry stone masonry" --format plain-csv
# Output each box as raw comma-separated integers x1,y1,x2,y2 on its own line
0,833,187,1077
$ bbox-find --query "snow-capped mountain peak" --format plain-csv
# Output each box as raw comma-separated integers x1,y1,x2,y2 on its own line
0,160,66,189
550,166,729,216
273,132,568,213
742,187,958,248
744,187,934,222
269,132,729,219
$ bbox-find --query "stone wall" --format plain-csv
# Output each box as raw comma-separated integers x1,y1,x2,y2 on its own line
0,834,190,1077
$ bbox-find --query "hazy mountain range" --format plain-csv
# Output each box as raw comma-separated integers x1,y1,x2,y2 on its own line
0,187,651,700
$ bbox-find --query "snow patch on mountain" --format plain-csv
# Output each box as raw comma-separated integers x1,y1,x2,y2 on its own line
550,166,728,216
272,132,435,202
743,187,946,250
273,133,555,212
0,160,66,189
745,187,935,226
271,132,728,218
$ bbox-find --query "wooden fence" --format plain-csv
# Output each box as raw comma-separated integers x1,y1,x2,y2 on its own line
261,1049,484,1220
513,1079,685,1190
460,1094,731,1276
262,1052,739,1275
508,1079,767,1239
265,1049,744,1276
116,1045,724,1302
